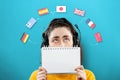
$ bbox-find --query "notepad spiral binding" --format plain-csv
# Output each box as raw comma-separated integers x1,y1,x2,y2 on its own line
42,47,80,50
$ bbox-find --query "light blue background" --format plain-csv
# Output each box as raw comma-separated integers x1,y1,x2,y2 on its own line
0,0,120,80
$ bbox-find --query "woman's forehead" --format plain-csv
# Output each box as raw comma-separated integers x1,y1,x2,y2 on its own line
49,27,72,38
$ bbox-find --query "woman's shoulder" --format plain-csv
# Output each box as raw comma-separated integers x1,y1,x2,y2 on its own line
85,69,96,80
29,69,96,80
29,70,38,80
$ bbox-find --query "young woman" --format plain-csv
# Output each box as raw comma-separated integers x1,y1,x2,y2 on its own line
29,18,95,80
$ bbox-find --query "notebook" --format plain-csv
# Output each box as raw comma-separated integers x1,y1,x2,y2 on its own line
41,47,81,74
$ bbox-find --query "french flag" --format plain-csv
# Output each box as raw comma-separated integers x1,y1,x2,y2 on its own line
86,18,96,29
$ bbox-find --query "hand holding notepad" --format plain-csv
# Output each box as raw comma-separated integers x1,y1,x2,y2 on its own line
41,47,81,74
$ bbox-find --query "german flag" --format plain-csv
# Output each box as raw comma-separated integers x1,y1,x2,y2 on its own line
38,8,49,16
21,33,29,43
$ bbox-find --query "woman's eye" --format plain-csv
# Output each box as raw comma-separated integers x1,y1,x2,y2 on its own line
52,39,59,43
64,38,70,42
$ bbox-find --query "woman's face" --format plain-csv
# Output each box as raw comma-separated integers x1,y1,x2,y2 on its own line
49,27,73,47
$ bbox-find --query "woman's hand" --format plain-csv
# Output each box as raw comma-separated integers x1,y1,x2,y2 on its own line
37,67,47,80
75,65,86,80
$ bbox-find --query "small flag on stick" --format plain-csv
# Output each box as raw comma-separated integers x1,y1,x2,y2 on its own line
95,32,102,42
21,33,29,43
74,8,85,16
56,6,66,12
38,8,49,16
26,17,36,29
86,18,96,29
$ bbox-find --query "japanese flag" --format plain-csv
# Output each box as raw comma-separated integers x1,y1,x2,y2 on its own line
56,6,66,12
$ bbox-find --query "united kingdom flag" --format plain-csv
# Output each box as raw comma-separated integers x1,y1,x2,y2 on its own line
74,8,85,16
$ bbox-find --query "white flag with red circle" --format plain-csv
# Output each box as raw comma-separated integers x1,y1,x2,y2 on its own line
56,6,66,12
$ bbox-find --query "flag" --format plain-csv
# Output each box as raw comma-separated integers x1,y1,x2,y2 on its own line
56,6,66,12
95,32,102,42
26,17,36,29
21,33,29,43
74,8,85,16
86,18,96,29
38,8,49,16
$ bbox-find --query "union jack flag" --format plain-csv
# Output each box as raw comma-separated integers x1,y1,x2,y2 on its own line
74,8,85,16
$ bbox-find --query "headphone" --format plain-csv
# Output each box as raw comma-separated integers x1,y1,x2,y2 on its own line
41,31,49,47
41,19,81,47
73,24,81,47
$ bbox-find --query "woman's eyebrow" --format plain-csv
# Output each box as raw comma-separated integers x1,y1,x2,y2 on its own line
63,35,70,38
52,36,59,38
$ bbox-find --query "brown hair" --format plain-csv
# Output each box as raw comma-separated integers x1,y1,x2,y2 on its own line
41,18,80,47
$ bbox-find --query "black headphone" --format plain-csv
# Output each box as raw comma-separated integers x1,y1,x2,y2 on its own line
41,31,49,47
41,25,81,47
41,18,81,47
73,24,81,47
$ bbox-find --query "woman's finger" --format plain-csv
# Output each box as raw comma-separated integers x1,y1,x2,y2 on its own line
75,65,84,71
39,67,47,71
37,71,47,75
37,74,46,79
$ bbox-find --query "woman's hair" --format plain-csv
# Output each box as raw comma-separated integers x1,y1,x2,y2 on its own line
41,18,80,47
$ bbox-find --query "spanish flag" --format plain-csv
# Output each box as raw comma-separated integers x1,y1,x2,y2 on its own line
21,33,29,43
38,8,49,16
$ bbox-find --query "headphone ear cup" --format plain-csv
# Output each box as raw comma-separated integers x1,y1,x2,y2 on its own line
73,32,80,47
42,33,49,47
76,37,80,47
73,32,78,46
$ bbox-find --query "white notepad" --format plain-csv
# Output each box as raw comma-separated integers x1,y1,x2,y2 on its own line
41,47,81,74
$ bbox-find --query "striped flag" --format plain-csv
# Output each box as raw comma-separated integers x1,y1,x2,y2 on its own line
38,8,49,16
86,18,96,29
56,6,66,12
95,32,102,42
74,8,85,16
21,33,29,43
26,17,36,29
